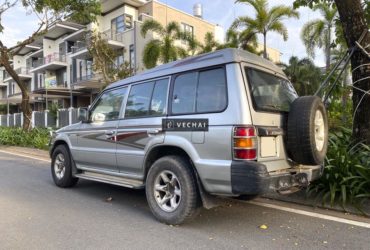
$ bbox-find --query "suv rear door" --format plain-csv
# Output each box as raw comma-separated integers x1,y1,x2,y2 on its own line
242,63,298,171
116,78,170,176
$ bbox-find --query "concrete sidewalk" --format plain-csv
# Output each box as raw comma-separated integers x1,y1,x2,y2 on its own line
0,145,369,218
0,145,49,159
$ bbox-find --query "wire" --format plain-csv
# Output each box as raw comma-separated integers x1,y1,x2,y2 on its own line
352,76,370,86
352,63,370,74
352,90,370,132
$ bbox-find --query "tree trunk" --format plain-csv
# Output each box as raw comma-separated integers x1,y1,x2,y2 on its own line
0,52,32,131
334,0,370,143
263,32,267,59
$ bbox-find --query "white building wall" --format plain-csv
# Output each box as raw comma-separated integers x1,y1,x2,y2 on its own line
13,55,27,69
214,25,225,44
43,39,58,57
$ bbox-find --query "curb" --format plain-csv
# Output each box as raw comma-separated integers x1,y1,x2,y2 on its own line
263,190,370,218
0,145,49,160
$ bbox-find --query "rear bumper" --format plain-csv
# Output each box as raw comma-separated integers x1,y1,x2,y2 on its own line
231,161,323,195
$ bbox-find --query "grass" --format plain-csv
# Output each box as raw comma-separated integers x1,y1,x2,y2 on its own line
0,127,50,150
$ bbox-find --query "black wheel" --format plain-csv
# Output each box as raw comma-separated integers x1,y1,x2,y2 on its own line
146,156,201,225
287,96,328,165
51,145,78,188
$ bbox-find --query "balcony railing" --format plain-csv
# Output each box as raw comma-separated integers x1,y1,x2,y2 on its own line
3,67,30,80
101,29,124,43
75,73,96,83
72,41,88,54
15,67,30,75
32,53,67,68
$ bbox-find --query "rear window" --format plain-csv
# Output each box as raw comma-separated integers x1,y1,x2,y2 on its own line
246,68,297,112
171,68,227,114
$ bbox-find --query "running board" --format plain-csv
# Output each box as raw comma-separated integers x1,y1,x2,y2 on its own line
75,171,144,189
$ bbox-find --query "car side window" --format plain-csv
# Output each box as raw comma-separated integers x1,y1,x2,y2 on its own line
90,87,127,122
172,72,197,114
197,68,227,113
150,79,169,115
171,67,227,114
125,79,170,118
125,81,155,118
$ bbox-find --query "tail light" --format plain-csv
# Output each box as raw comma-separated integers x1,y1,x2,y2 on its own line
233,126,257,160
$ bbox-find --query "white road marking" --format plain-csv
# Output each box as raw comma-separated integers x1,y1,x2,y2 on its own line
0,148,369,229
0,149,50,163
247,200,370,229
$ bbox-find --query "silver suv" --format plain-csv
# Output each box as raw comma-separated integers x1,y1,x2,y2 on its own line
49,49,328,224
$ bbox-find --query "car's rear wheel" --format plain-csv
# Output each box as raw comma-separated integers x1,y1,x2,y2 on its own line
287,96,328,165
51,145,78,188
146,156,201,225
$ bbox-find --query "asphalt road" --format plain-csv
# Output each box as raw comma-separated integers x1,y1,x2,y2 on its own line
0,151,369,250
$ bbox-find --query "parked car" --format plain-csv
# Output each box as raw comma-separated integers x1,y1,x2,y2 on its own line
49,49,328,224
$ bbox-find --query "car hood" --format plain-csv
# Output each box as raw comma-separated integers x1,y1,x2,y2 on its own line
56,122,82,133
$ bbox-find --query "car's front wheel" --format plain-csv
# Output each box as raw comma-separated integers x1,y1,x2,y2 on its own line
51,145,78,188
146,156,201,225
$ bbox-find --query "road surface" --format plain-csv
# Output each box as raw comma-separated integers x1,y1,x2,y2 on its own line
0,151,369,250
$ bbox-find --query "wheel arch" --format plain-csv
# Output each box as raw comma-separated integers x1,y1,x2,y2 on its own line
143,145,197,181
143,144,220,209
50,139,70,157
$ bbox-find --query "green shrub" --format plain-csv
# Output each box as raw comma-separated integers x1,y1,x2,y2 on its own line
0,127,50,150
308,127,370,210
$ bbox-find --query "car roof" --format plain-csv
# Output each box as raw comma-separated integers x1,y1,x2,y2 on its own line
107,48,286,90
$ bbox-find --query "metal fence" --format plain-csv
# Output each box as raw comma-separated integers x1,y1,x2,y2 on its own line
33,111,46,128
58,109,70,128
8,115,14,127
0,115,7,127
0,108,81,129
14,113,22,127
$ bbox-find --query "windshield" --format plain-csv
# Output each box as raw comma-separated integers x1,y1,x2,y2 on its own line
245,68,298,112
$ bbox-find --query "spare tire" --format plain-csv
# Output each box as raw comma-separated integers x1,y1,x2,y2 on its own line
287,96,328,165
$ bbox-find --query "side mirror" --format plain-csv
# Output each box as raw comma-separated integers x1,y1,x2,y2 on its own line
78,108,89,123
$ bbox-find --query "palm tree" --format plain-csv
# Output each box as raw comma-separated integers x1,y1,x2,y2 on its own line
301,3,337,72
279,56,323,96
233,0,299,59
220,28,259,54
198,32,220,54
141,20,188,69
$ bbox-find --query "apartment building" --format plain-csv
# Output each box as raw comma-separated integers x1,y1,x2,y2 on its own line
0,0,225,113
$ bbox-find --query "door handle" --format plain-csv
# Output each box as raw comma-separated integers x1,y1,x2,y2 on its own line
147,129,160,135
105,130,115,137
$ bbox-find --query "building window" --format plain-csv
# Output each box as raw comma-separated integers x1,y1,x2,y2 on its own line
129,45,135,72
111,14,133,34
79,61,83,80
111,15,125,34
181,23,194,43
114,49,124,68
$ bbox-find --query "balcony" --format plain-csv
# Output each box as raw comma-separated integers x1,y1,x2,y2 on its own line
73,73,104,89
30,53,68,73
3,67,32,82
101,29,125,49
33,81,85,98
70,41,90,59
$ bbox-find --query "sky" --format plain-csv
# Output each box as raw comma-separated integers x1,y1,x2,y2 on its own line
0,0,325,66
